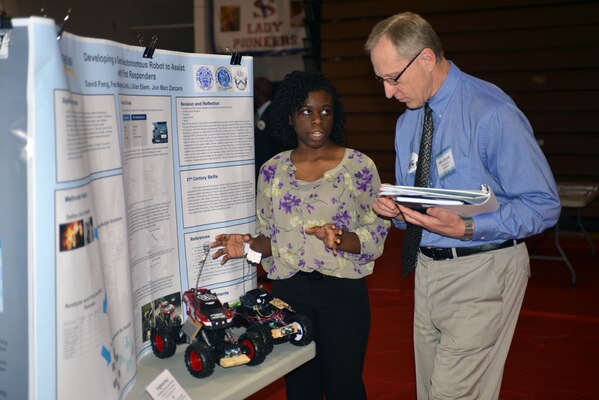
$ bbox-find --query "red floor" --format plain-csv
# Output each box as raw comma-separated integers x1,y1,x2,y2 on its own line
248,228,599,399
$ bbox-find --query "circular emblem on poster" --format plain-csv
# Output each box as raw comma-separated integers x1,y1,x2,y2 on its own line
216,66,232,90
234,69,248,91
195,66,213,91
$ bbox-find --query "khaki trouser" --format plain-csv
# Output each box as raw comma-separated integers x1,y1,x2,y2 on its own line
414,243,530,399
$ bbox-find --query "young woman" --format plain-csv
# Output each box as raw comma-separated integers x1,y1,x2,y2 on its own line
211,71,390,400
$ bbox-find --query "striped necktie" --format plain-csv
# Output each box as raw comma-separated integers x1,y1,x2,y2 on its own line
402,103,434,277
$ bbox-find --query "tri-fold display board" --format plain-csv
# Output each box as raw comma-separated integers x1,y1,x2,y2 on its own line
0,17,258,400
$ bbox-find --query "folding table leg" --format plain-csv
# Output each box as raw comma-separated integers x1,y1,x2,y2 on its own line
576,209,596,257
553,223,577,286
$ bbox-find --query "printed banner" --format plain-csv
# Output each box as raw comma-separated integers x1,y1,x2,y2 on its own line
213,0,306,54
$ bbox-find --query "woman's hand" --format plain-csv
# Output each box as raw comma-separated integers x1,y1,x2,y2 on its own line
210,233,252,265
305,224,343,255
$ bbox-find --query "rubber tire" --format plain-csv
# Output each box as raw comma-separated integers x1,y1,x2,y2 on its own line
232,314,245,328
239,331,267,366
150,327,177,359
184,342,216,378
247,324,274,354
172,314,182,327
286,314,314,346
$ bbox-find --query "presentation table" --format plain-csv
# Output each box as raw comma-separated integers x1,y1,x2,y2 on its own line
123,340,315,400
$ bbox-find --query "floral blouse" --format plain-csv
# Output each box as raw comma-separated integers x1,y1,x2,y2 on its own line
256,148,390,280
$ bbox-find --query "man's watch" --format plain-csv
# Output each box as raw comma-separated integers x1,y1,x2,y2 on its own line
459,217,474,241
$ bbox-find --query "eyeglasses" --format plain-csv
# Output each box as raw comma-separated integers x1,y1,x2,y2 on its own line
374,49,424,86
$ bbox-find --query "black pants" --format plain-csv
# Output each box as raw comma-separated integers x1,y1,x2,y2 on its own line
272,273,370,400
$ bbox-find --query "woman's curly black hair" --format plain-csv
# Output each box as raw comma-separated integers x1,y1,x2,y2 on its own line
269,71,345,149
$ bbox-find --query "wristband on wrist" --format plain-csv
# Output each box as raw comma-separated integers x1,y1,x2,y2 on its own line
459,217,474,241
243,242,262,264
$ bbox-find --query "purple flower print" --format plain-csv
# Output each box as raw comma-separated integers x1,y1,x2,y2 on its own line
376,225,389,240
268,225,279,237
357,253,374,263
261,164,277,183
354,167,373,192
332,209,351,230
279,193,301,214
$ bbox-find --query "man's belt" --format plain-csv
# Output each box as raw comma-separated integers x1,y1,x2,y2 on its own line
419,239,524,261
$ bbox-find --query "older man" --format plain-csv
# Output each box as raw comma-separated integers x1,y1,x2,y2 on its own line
366,12,560,399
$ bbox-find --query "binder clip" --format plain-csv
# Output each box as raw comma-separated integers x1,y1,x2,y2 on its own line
142,35,158,59
226,46,242,65
0,10,12,29
56,8,71,41
0,11,12,59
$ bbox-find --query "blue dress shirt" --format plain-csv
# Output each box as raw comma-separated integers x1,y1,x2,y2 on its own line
393,62,561,248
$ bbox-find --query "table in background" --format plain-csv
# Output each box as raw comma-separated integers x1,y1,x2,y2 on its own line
123,340,315,400
531,183,598,286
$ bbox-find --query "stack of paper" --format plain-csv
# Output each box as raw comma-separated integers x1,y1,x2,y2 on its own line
378,184,499,217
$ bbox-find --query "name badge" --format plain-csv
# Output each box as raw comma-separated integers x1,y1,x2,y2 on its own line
435,147,456,179
408,152,418,174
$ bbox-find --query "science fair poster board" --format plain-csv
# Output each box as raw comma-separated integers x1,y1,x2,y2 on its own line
0,17,257,400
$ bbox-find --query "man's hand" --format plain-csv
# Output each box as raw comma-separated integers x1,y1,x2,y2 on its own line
398,205,467,238
373,196,404,221
305,224,343,255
